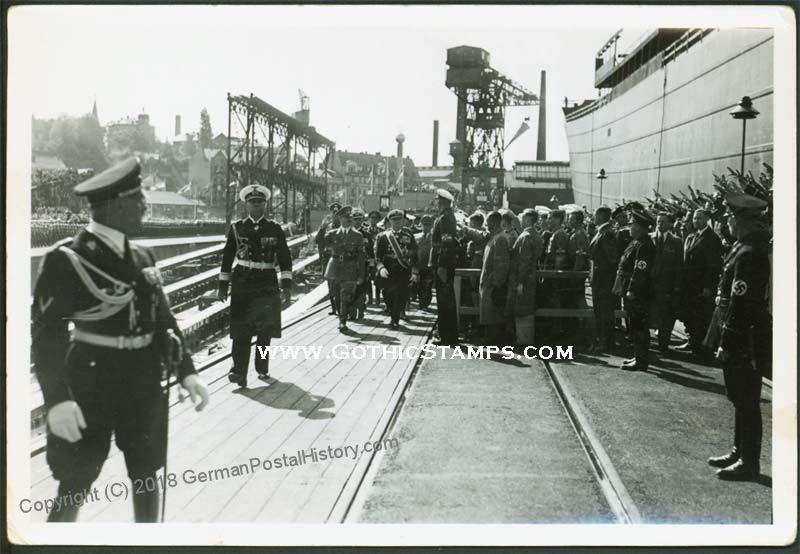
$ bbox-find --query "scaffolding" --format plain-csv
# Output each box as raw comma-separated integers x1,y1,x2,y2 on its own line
225,93,335,224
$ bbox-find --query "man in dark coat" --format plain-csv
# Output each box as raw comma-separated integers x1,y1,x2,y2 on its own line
589,206,619,352
219,184,293,385
704,193,770,481
316,202,341,315
650,212,684,353
677,208,723,356
324,206,366,332
33,158,209,522
613,209,656,370
505,209,543,348
429,189,459,345
375,209,420,329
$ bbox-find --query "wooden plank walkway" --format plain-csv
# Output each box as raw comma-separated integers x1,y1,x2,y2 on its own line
29,300,436,523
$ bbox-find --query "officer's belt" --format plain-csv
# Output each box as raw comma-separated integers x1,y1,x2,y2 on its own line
71,328,154,350
236,259,275,270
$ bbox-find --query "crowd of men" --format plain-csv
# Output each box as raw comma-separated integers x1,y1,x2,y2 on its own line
30,156,774,526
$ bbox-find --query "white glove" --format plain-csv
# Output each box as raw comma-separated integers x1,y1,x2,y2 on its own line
47,401,87,443
379,268,389,279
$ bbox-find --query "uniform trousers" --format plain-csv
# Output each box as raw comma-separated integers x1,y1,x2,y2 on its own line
329,279,358,324
592,285,615,349
417,267,434,309
514,314,535,345
683,288,714,350
624,298,650,366
434,267,458,344
46,344,165,521
383,269,411,324
724,353,763,468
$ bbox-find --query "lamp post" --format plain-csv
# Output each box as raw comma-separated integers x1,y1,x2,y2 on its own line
729,96,759,176
596,168,607,206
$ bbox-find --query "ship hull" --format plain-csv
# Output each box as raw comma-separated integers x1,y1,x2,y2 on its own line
564,29,773,209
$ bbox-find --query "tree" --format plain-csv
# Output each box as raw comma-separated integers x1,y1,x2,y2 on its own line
199,108,213,150
47,116,108,171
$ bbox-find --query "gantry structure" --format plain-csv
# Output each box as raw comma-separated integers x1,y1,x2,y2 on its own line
226,93,335,224
446,46,538,209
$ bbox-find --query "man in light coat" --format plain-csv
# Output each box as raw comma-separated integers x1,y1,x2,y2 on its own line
479,211,511,345
506,208,544,348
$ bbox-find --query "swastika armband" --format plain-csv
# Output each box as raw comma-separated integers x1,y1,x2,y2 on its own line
635,260,647,270
731,279,748,296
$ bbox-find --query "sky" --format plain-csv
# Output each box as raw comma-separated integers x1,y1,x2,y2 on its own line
9,5,786,167
9,5,624,165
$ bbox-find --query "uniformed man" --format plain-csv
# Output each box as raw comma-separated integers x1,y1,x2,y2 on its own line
218,185,293,387
366,210,383,305
416,214,435,310
650,212,684,353
612,205,633,337
705,193,770,481
505,208,544,348
567,210,591,337
429,189,460,345
537,209,552,268
324,206,366,332
350,208,374,320
479,211,511,345
375,210,419,329
612,209,656,370
32,157,210,522
316,202,341,315
678,208,722,357
589,206,619,353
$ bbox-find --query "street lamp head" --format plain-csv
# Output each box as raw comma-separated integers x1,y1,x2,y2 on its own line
596,168,607,180
396,133,406,144
730,96,760,120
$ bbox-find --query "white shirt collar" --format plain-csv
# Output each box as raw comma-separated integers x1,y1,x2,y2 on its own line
246,215,266,224
87,220,127,258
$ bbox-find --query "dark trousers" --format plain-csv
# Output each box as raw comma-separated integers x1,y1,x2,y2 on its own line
724,354,763,468
625,299,650,366
592,286,615,349
417,268,434,309
434,266,458,344
232,335,272,375
684,289,714,350
657,314,676,350
384,270,411,324
329,280,358,324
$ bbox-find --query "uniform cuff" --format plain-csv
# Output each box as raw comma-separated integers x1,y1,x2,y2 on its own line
376,263,385,272
280,270,292,281
219,272,231,282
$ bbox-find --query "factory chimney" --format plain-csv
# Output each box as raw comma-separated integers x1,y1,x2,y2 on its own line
536,70,547,161
432,120,439,166
175,115,181,137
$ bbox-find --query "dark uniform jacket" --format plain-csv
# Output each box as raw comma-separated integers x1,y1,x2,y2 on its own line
715,229,771,355
615,227,632,258
589,221,619,290
651,230,684,306
315,215,340,258
324,226,366,282
357,225,376,278
683,225,723,295
32,229,195,408
429,210,459,269
612,236,656,302
375,228,419,277
506,228,544,317
546,227,570,270
539,229,553,267
220,216,293,291
568,228,590,272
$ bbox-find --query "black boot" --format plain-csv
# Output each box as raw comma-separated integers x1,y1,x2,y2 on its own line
255,337,271,379
708,448,740,468
132,485,160,523
47,482,86,522
716,459,759,481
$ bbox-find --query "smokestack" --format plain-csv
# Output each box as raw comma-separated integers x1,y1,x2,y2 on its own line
536,70,547,161
432,120,440,166
175,115,181,137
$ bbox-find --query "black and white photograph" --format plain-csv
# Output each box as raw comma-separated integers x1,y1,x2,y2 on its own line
4,3,796,547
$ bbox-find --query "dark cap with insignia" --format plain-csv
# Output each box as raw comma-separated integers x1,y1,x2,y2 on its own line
629,209,656,229
351,208,366,219
421,214,433,225
74,157,142,204
611,205,627,219
388,209,404,220
336,205,353,219
625,201,645,212
368,210,381,219
725,192,768,217
329,202,342,212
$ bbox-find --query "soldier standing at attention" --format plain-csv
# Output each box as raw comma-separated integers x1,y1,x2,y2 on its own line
416,214,435,310
479,211,511,346
650,212,684,353
705,193,770,481
429,189,459,345
677,208,722,358
588,206,619,353
324,206,366,332
612,209,656,371
350,208,374,320
32,157,210,522
505,208,543,349
218,185,293,387
366,210,384,305
375,209,420,330
316,202,341,315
